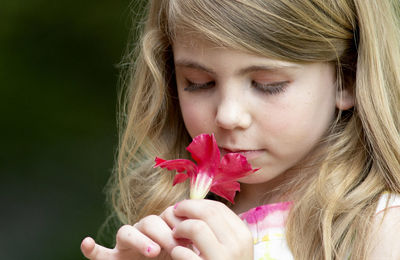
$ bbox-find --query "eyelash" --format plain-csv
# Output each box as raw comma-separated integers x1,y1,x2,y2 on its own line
183,79,289,95
251,80,289,95
184,80,215,91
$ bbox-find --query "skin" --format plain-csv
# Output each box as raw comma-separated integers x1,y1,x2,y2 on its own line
174,36,353,212
81,200,253,259
80,36,354,259
368,207,400,258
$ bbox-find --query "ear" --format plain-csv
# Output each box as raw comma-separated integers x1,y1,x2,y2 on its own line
336,87,354,110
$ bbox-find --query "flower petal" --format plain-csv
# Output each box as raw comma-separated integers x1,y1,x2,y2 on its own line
216,153,255,182
155,134,258,204
154,157,198,178
173,173,189,185
186,134,220,176
210,181,241,204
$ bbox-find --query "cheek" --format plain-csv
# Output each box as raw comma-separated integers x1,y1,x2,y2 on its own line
260,90,336,151
269,64,337,135
179,97,214,138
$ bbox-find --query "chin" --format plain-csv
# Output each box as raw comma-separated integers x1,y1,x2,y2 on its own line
238,169,281,184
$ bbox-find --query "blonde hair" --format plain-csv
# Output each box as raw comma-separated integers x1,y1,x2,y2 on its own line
109,0,400,259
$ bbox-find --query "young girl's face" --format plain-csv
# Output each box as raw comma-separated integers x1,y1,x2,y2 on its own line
174,36,338,185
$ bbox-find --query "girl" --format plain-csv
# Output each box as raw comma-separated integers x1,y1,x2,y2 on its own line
81,0,400,259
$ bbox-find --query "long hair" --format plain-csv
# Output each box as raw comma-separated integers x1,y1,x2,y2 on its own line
110,0,400,258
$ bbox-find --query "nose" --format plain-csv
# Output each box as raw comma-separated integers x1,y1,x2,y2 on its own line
215,94,252,130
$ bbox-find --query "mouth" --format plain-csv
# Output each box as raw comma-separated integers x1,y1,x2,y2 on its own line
220,147,264,160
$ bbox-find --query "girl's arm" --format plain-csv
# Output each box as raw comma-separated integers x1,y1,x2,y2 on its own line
367,207,400,259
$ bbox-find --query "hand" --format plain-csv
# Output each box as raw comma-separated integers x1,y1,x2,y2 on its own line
80,206,186,260
170,199,254,260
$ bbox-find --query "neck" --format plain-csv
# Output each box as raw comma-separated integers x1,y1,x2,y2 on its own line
230,174,293,214
231,163,319,214
230,143,325,214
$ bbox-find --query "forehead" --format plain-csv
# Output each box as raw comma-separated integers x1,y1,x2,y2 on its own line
172,33,223,52
172,33,302,72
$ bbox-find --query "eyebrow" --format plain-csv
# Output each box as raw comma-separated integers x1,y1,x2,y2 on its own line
174,59,300,75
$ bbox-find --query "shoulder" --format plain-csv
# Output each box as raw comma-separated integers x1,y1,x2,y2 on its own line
375,192,400,215
367,193,400,259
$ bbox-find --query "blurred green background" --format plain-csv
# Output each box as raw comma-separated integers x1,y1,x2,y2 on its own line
1,0,138,259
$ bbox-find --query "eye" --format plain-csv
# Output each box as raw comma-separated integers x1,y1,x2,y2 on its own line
184,79,215,92
251,80,289,95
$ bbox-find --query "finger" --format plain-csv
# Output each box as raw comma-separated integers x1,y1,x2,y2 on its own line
135,214,180,253
160,205,186,229
80,237,114,260
173,219,221,259
171,246,202,260
174,200,241,243
161,205,192,246
116,224,161,257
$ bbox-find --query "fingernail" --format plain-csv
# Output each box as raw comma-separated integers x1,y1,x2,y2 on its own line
193,245,200,255
146,245,152,254
174,202,180,209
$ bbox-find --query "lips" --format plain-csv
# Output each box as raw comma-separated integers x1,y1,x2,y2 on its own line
220,147,264,159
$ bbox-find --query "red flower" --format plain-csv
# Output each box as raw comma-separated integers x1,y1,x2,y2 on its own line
154,133,258,203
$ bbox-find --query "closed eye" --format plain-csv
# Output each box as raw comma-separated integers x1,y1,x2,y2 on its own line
184,80,215,91
252,80,289,95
